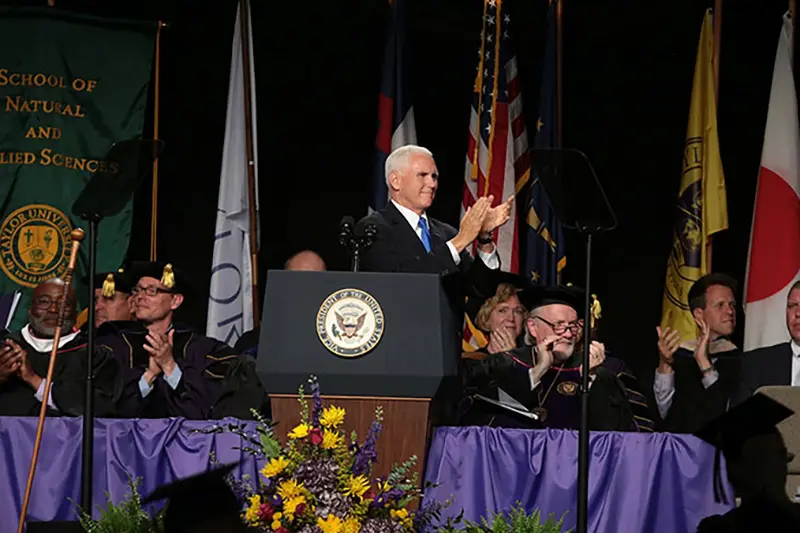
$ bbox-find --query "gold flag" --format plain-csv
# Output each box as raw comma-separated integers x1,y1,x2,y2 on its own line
660,9,728,341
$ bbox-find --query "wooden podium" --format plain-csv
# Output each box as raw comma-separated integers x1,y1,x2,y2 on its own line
270,395,431,480
257,270,461,484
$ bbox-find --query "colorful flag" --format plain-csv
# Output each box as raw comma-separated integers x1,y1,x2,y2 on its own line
207,2,260,345
371,0,416,212
744,13,800,350
521,1,565,285
461,0,529,350
0,8,156,330
660,10,728,342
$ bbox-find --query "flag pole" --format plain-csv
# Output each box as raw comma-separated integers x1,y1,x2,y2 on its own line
555,0,564,285
239,0,260,327
150,22,164,261
555,0,563,148
707,1,722,273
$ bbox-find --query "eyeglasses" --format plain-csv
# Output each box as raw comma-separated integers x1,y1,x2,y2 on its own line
33,295,62,309
132,285,173,297
533,315,584,335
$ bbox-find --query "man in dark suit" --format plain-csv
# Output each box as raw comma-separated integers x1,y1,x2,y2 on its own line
358,144,513,275
735,280,800,404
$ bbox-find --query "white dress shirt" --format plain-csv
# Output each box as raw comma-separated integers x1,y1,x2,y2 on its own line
791,340,800,387
390,200,500,269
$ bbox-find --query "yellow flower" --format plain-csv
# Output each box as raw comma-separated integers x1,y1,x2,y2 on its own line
278,479,304,500
320,405,346,428
261,456,290,479
274,513,283,520
271,520,282,531
283,495,307,517
344,474,370,500
317,515,343,533
378,480,392,493
288,423,310,439
391,508,413,528
244,494,261,524
322,429,342,450
342,517,361,533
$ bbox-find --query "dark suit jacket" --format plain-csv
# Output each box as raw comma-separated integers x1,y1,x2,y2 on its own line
358,201,483,276
734,342,795,405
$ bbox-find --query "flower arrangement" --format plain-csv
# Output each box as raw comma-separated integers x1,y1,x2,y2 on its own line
221,375,449,533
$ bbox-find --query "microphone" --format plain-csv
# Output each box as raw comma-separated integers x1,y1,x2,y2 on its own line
338,216,355,247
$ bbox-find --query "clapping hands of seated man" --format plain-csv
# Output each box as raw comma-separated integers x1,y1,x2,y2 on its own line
142,329,176,386
0,339,23,385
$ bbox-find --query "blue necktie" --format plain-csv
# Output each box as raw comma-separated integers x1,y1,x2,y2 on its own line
418,217,432,252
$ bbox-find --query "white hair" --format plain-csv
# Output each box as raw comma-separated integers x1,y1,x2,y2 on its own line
384,144,433,186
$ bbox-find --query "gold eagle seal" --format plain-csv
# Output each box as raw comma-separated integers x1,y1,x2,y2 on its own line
316,288,384,358
0,204,73,288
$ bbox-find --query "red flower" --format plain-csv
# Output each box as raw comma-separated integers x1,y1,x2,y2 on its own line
364,489,376,500
258,502,275,521
276,527,290,533
295,502,307,515
309,428,323,445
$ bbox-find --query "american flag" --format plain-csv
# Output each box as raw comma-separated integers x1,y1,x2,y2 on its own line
462,0,530,351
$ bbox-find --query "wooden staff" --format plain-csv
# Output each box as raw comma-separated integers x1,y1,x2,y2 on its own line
17,229,85,533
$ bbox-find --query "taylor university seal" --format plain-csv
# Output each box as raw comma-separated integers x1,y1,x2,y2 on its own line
0,204,73,288
316,288,384,357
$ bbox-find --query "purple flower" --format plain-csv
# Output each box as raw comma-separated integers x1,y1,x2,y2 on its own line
310,375,323,427
353,419,382,476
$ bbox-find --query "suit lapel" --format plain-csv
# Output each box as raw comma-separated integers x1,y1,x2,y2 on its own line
779,343,794,385
383,202,428,256
427,218,449,247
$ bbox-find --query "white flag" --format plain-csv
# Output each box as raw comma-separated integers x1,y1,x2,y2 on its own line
743,13,800,351
206,3,259,345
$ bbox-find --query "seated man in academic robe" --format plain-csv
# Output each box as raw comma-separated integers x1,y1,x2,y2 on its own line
0,278,122,417
93,269,135,328
97,261,238,420
461,285,637,431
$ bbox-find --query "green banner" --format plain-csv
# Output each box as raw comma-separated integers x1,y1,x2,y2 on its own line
0,8,156,330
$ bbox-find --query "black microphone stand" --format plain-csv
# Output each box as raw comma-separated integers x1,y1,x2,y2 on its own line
79,214,100,511
339,220,376,272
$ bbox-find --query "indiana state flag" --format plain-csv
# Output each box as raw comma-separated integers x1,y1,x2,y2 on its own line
521,2,566,284
371,0,417,212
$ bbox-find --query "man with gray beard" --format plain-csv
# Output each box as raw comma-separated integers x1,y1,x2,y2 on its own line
0,278,123,416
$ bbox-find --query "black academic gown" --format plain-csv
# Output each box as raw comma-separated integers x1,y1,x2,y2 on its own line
0,329,123,417
461,346,635,431
663,342,741,434
96,321,237,420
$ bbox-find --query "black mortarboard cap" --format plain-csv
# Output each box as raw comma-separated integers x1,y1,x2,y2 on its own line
521,284,586,318
93,269,134,296
129,261,188,295
143,462,241,533
694,393,794,504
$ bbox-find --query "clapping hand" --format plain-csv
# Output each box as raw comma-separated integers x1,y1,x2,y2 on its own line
656,326,681,370
486,327,517,354
481,195,515,233
144,330,176,375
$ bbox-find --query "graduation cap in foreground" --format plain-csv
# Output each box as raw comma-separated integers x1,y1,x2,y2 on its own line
143,462,243,533
694,393,794,504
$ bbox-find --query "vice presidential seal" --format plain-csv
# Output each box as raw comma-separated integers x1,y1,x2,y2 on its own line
317,288,384,357
0,204,73,288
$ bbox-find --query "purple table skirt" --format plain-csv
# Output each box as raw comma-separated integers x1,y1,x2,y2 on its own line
0,418,733,533
422,426,735,533
0,416,261,531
